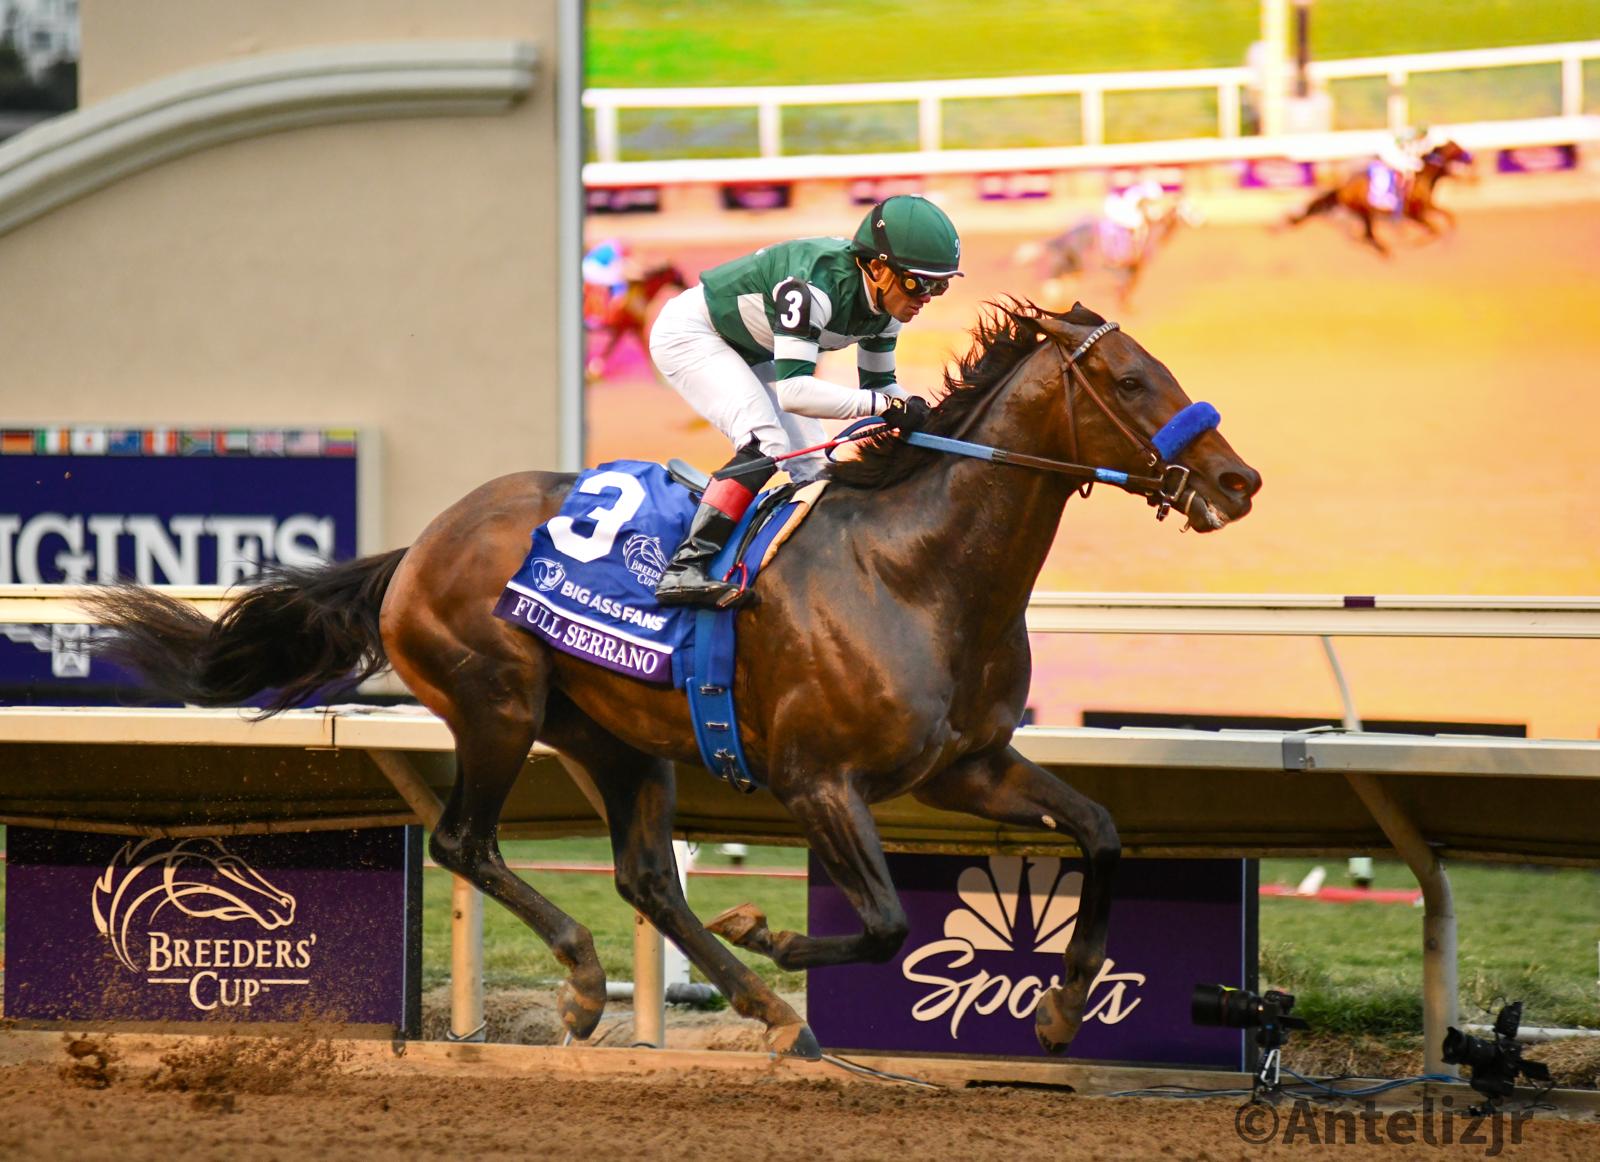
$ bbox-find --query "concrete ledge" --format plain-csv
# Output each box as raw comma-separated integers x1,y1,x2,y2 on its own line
0,39,537,237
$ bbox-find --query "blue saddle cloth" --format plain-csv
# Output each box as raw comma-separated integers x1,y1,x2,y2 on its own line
495,460,809,790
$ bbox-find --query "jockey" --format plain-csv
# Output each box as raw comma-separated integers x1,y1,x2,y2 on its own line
649,194,962,608
581,239,629,326
1099,179,1165,265
1371,127,1433,211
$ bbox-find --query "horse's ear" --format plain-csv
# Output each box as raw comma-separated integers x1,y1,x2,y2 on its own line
1064,302,1108,327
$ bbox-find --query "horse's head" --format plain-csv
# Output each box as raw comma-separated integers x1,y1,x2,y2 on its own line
640,263,687,297
1030,303,1261,531
1425,139,1473,177
159,838,296,929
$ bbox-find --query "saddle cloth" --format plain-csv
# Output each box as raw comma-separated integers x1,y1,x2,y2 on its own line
493,460,824,689
1366,162,1405,213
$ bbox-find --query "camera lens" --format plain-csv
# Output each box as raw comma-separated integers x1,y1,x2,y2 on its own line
1441,1027,1502,1072
1192,983,1259,1029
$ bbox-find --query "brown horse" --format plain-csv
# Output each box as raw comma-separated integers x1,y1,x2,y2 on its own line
88,302,1261,1059
1016,198,1199,309
1287,139,1474,255
586,261,687,379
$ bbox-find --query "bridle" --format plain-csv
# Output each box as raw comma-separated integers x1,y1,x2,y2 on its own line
895,319,1220,524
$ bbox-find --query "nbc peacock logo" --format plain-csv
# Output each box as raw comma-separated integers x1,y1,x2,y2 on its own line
899,855,1145,1039
91,837,316,1011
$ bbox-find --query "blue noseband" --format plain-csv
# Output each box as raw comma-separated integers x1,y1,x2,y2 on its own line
1152,401,1220,461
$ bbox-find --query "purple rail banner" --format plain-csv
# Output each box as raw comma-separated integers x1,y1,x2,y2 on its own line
0,425,360,698
808,853,1253,1067
4,826,422,1032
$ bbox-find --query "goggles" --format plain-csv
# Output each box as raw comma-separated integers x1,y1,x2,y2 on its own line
894,268,951,298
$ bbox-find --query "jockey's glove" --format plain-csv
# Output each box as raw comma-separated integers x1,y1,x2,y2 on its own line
879,395,933,434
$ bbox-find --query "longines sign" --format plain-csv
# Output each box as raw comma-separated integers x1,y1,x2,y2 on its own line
4,827,420,1031
807,854,1252,1067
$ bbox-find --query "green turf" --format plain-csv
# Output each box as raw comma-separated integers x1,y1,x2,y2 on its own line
586,1,1600,88
585,1,1600,160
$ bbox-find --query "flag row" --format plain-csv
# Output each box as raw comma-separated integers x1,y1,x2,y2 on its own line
0,428,359,457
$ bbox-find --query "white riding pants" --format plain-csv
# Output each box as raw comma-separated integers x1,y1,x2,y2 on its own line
649,285,834,481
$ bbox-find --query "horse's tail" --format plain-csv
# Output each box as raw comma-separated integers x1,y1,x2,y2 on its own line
1287,189,1338,225
86,548,408,718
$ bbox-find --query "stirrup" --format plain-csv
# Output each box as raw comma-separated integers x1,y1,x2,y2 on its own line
654,568,752,609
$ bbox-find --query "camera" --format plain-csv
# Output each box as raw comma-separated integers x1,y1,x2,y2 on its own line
1442,1001,1551,1106
1193,984,1311,1095
1192,983,1309,1036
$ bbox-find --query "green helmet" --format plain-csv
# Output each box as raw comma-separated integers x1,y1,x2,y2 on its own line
851,195,963,278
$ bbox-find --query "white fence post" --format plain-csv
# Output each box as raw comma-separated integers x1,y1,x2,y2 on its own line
1080,86,1104,146
758,101,781,158
1562,54,1583,118
1218,81,1241,138
1387,68,1410,132
918,95,942,152
594,102,619,164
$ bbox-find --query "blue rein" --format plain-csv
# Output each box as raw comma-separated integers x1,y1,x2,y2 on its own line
832,320,1221,514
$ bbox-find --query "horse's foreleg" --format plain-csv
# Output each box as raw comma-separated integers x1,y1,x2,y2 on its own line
1360,211,1389,256
912,746,1120,1055
707,781,908,972
427,668,607,1040
554,722,818,1058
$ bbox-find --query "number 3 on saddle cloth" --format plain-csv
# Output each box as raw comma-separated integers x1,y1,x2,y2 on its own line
493,460,821,793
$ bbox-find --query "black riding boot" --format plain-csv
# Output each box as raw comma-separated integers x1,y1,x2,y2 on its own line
654,443,773,609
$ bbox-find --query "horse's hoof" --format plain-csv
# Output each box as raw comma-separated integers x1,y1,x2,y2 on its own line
558,977,606,1041
768,1021,822,1060
1033,989,1083,1056
707,902,767,948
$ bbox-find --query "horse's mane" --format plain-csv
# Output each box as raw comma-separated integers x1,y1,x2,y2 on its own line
827,299,1107,491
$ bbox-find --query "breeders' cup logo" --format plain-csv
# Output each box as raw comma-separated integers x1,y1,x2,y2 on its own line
900,856,1145,1039
91,838,314,1011
530,557,566,592
622,533,668,588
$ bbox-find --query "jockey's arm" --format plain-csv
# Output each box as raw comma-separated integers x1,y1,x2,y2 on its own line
773,341,897,420
769,277,897,420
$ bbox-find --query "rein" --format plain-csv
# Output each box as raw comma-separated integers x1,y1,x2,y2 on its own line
827,319,1219,522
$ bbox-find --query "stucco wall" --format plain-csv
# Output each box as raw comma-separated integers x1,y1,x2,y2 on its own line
2,0,570,548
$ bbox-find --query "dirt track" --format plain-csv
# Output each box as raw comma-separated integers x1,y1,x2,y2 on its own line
6,1033,1600,1161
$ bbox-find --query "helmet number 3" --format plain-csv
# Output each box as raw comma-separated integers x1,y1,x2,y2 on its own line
774,278,810,334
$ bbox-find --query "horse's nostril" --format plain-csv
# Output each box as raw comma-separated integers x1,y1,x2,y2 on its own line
1220,471,1259,496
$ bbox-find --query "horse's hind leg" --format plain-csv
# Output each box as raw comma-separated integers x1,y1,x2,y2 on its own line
542,702,819,1058
1287,190,1337,226
911,746,1121,1055
424,665,608,1040
707,777,909,971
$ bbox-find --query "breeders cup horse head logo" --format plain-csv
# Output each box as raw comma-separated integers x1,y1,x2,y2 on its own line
91,837,296,971
530,557,566,592
622,533,668,588
901,855,1144,1038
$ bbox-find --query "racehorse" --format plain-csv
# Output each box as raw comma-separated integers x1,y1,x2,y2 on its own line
1016,199,1199,309
1286,139,1473,255
586,261,686,379
87,301,1261,1059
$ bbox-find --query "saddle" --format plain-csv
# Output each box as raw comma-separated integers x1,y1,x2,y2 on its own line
495,460,827,791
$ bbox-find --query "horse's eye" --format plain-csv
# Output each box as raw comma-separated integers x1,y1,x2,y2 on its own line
1116,376,1144,398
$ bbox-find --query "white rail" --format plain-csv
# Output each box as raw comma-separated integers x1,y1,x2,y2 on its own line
6,585,1598,638
585,38,1600,168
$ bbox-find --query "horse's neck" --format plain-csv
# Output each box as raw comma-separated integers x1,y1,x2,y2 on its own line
866,352,1077,622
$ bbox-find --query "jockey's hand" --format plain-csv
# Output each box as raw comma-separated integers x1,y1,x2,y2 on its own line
879,395,932,434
